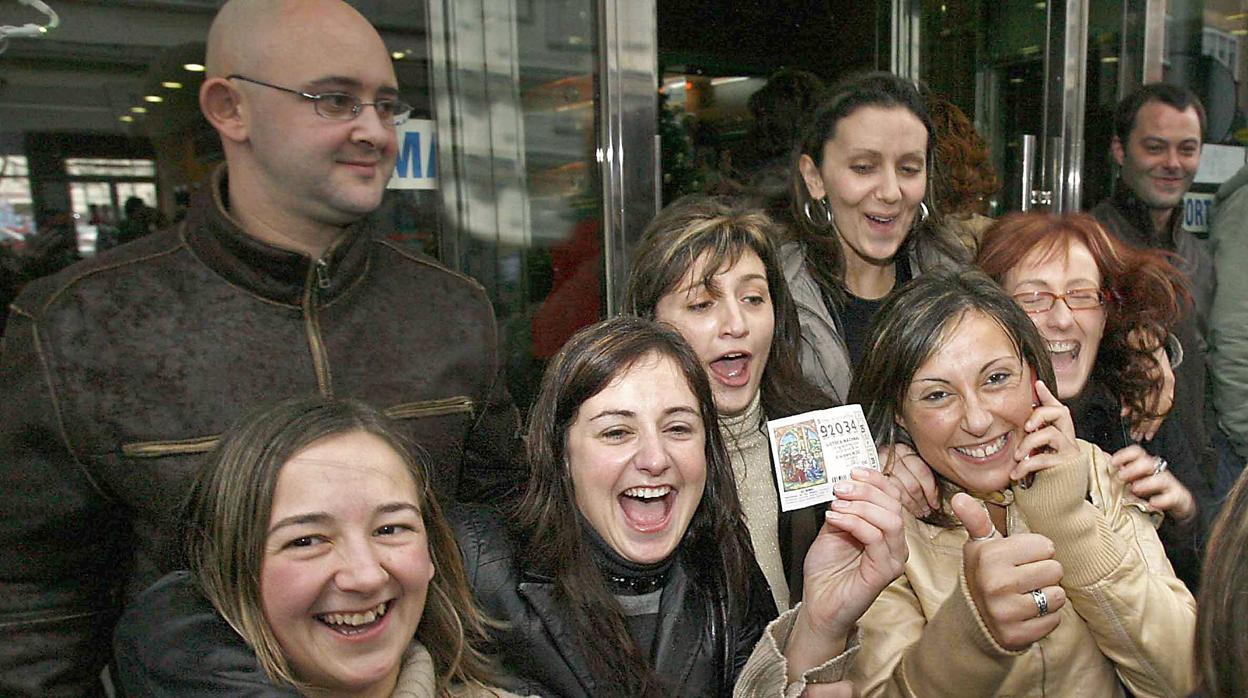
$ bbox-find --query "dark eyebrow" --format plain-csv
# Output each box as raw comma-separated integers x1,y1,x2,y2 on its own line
588,406,700,421
305,76,400,98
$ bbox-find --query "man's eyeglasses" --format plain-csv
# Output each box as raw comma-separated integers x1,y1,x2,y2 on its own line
1012,288,1107,314
227,75,413,126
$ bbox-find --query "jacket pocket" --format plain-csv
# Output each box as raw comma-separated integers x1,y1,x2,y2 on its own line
121,435,220,458
385,396,475,420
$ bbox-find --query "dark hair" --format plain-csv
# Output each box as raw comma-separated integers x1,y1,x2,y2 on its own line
788,71,968,304
927,93,1000,217
514,316,753,697
1196,466,1248,697
183,396,496,695
746,69,826,162
1114,83,1207,143
625,194,834,418
848,270,1055,527
977,212,1190,419
123,196,146,218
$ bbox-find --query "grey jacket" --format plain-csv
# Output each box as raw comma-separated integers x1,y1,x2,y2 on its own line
779,240,965,402
1210,163,1248,460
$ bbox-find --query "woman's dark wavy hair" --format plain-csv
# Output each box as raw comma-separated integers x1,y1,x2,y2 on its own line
976,212,1190,420
625,194,835,419
182,395,496,696
788,71,969,305
927,93,1000,217
848,270,1056,528
1196,466,1248,698
514,316,754,697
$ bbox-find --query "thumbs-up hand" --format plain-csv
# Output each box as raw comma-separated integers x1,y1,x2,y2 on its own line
952,492,1065,651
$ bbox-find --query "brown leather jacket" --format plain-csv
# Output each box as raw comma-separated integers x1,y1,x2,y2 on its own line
0,169,524,696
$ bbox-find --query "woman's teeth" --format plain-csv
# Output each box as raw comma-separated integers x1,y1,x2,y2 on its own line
1047,339,1080,358
865,213,896,224
623,485,672,499
318,601,388,628
955,434,1008,459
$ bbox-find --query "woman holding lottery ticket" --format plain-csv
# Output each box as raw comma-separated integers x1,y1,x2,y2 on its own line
844,270,1195,698
626,194,890,612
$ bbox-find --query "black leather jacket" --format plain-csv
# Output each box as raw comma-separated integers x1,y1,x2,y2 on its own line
0,168,524,696
451,506,776,697
110,506,776,698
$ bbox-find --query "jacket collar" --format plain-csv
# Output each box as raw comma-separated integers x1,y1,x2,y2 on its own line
517,554,713,696
1108,183,1182,248
183,165,374,307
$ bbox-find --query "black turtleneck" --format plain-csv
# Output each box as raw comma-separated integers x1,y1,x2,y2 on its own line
582,520,675,657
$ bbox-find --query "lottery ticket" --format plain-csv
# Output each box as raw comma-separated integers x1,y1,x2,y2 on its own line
766,404,881,512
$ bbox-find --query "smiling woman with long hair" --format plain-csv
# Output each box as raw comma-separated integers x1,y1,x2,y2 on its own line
113,396,505,697
844,270,1195,697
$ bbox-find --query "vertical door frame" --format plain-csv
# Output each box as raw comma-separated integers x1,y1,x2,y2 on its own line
597,0,658,316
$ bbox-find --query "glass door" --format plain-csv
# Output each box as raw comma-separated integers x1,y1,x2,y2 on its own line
907,0,1107,214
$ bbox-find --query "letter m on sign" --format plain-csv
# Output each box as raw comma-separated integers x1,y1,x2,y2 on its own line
388,120,437,190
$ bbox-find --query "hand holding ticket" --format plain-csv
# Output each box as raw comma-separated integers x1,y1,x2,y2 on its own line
767,404,881,512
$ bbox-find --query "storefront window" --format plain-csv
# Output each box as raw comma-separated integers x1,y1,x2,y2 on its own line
0,156,34,243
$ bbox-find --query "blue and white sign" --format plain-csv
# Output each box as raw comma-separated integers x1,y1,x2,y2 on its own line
388,119,437,190
1182,192,1216,234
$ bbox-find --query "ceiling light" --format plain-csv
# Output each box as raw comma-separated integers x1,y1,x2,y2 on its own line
130,106,148,114
144,95,163,103
161,81,183,89
119,115,135,123
183,63,206,72
1101,56,1120,63
391,51,405,60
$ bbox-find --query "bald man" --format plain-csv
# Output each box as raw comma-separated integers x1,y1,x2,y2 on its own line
0,2,523,694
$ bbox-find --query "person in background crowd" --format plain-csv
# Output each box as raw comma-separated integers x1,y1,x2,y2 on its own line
737,68,825,217
1194,465,1248,698
626,194,836,610
1208,161,1248,466
783,71,970,404
1090,82,1239,506
113,396,516,697
99,194,159,252
978,212,1210,588
1091,83,1210,325
846,270,1195,697
926,91,1000,249
0,1,523,694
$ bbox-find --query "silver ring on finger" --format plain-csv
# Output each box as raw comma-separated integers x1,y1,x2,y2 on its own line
1031,589,1050,617
969,529,998,542
1152,457,1169,476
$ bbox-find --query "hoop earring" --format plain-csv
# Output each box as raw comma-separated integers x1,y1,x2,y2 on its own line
918,201,930,223
804,197,834,228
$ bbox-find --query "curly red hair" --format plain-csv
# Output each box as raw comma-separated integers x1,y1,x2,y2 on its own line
976,212,1191,419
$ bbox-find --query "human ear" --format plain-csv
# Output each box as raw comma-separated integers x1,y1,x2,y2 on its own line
200,78,248,143
798,154,827,200
1110,136,1125,167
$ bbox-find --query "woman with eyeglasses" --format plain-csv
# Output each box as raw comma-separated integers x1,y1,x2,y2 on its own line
976,212,1211,589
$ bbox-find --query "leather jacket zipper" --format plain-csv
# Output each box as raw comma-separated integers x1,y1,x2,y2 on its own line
304,256,333,396
385,396,475,420
122,435,220,458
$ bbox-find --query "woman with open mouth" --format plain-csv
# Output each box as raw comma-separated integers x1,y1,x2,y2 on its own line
113,396,510,697
978,212,1211,590
115,318,908,697
625,195,838,611
843,270,1195,697
467,315,904,697
782,72,971,406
